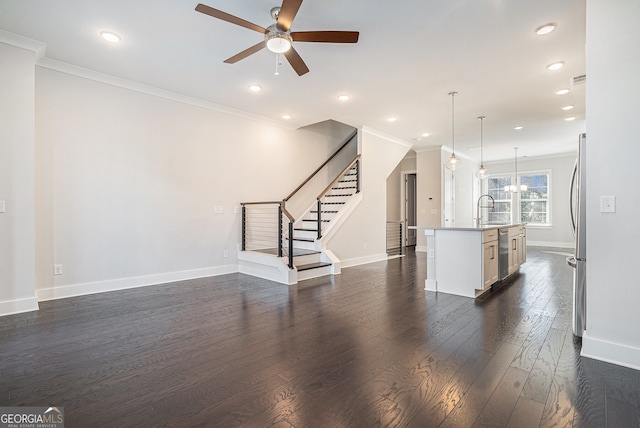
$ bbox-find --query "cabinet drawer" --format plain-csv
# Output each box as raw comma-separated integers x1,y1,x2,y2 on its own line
483,229,498,243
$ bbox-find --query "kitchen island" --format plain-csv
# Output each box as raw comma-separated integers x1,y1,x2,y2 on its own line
413,224,526,298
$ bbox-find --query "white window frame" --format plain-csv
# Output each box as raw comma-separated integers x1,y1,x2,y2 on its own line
482,169,551,227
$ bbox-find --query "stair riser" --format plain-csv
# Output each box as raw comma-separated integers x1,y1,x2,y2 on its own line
286,239,316,250
293,253,323,266
297,265,333,281
293,229,318,240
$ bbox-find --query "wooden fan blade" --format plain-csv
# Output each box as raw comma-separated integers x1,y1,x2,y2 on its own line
223,42,266,64
284,47,309,76
195,4,266,33
291,31,359,43
276,0,302,31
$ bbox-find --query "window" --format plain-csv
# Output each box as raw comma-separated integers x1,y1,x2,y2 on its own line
483,172,550,226
520,173,550,225
486,176,512,224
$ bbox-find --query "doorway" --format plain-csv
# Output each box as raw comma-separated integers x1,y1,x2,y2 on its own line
405,173,417,247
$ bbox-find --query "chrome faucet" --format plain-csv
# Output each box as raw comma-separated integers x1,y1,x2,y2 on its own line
476,194,495,227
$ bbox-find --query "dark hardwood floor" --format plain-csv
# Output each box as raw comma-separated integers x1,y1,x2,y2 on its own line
1,247,639,427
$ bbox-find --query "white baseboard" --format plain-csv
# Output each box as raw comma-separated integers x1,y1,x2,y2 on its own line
0,296,39,317
36,265,238,302
527,241,575,249
581,331,640,371
340,253,389,269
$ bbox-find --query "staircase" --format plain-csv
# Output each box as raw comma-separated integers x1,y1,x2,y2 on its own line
238,130,360,285
286,164,360,280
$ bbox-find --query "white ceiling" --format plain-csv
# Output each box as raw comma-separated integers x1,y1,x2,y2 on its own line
0,0,586,161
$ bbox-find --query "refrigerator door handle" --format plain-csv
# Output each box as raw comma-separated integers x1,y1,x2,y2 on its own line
569,159,578,237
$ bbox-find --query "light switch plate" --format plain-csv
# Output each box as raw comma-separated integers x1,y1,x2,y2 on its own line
214,205,224,214
600,195,616,213
0,200,5,213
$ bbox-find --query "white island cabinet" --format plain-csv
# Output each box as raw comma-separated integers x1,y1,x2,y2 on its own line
417,224,526,298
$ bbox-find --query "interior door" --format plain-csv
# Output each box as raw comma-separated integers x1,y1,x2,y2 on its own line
405,173,417,246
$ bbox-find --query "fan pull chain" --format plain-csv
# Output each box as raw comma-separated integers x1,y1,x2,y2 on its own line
275,53,281,75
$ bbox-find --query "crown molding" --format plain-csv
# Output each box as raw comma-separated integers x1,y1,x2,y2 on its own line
361,126,414,149
36,57,297,131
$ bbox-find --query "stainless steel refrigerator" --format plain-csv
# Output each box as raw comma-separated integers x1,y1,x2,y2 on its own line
567,133,587,337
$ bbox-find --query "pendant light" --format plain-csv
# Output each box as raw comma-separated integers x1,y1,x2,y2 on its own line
504,147,528,192
445,91,462,170
477,116,487,178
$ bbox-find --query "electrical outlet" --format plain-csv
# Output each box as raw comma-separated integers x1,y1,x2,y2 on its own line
54,264,63,275
224,250,229,258
428,249,435,258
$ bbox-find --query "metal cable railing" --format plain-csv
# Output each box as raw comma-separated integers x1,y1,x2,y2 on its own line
386,221,404,256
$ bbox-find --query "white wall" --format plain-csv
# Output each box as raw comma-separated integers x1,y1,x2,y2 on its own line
328,128,412,266
415,148,443,250
386,152,416,222
485,153,576,247
0,41,39,315
582,0,640,369
31,65,346,302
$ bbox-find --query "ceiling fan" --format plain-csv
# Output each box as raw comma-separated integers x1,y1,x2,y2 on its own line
195,0,359,76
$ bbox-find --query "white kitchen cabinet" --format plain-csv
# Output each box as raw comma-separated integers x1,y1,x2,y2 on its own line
418,224,526,299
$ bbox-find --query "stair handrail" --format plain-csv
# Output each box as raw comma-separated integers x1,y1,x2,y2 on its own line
314,154,361,239
317,154,361,200
284,129,358,202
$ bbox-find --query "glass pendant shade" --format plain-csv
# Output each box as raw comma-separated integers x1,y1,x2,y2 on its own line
477,165,487,178
446,153,461,170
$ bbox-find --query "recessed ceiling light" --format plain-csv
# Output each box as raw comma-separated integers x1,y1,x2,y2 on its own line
547,61,565,71
249,84,262,92
421,132,430,137
514,126,524,130
282,114,292,120
387,117,397,122
561,105,575,111
535,23,557,36
555,88,570,95
100,31,121,43
565,116,576,121
337,94,350,101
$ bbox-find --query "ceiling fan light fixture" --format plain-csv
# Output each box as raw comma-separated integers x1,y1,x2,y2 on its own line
265,32,292,53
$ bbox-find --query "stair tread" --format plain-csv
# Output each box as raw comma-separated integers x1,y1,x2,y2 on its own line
311,210,339,214
325,194,352,197
291,237,315,242
294,228,318,232
296,262,332,272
